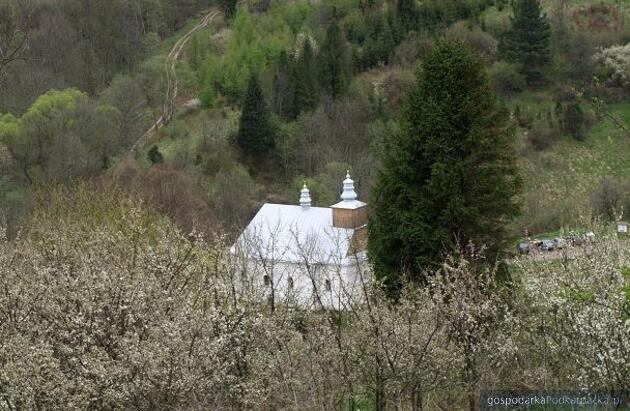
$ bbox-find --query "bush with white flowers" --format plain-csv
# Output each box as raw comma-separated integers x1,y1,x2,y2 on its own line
595,43,630,88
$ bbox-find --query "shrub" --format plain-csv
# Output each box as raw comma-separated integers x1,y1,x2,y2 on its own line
200,84,216,109
0,187,234,409
210,165,258,230
488,61,526,97
391,34,433,67
527,118,559,151
514,104,535,128
589,176,622,221
147,145,164,164
562,102,586,140
595,43,630,89
445,21,498,61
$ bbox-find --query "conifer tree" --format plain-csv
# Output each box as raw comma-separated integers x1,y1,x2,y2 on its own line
319,21,350,98
368,41,522,291
218,0,238,18
359,37,376,71
499,0,551,85
376,18,395,65
386,9,402,45
147,145,163,164
236,74,276,154
359,16,394,70
562,102,585,141
293,40,319,116
396,0,417,34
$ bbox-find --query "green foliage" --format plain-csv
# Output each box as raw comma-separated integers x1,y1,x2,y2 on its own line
0,0,212,112
274,0,317,34
0,114,19,139
562,102,586,141
552,25,596,83
0,89,121,184
368,41,522,290
138,55,169,110
218,0,238,18
293,40,319,116
499,0,551,85
201,6,309,102
188,31,209,72
99,74,151,147
445,21,498,61
528,117,560,151
0,180,30,238
200,82,216,109
148,145,164,164
319,21,351,98
396,0,418,33
415,0,493,31
488,61,526,97
556,286,594,302
236,75,277,154
589,176,624,222
354,13,396,70
209,164,259,229
290,176,335,207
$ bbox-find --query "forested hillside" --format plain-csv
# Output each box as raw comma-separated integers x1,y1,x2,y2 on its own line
0,0,212,110
4,0,630,241
0,0,217,231
1,0,629,409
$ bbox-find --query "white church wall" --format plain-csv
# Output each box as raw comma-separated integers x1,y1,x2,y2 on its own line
228,172,371,310
230,254,369,310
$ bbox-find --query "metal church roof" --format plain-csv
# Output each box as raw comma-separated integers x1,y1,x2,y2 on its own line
231,203,366,266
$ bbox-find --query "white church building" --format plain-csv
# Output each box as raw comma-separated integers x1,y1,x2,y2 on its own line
230,172,370,310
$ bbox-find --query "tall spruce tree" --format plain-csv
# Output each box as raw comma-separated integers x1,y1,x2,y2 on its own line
359,16,395,70
396,0,417,34
236,74,276,154
499,0,551,85
376,18,395,65
319,21,350,98
293,40,319,116
368,41,522,291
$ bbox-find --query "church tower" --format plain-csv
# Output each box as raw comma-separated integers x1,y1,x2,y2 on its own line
331,172,368,229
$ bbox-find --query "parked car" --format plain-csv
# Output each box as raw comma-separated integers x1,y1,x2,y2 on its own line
539,239,555,251
570,235,585,247
516,242,530,254
553,237,567,249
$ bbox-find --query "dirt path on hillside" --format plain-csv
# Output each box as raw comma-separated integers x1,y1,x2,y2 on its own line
130,8,221,154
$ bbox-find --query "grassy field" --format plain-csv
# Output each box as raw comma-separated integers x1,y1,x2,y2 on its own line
515,97,630,234
480,0,630,236
482,0,630,32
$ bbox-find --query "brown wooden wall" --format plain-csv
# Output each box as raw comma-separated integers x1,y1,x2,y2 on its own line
348,225,368,255
332,206,368,229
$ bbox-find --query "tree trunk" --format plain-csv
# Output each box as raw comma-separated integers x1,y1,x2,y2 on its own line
465,355,478,411
375,361,385,411
412,386,423,411
468,393,476,411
